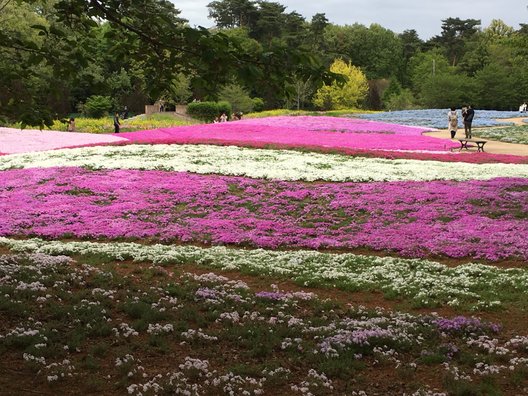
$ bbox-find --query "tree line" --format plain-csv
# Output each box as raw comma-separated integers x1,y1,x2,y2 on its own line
1,0,527,127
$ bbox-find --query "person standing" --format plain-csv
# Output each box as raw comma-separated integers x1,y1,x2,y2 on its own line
219,112,228,122
67,117,75,132
463,105,475,139
448,107,458,139
113,112,121,133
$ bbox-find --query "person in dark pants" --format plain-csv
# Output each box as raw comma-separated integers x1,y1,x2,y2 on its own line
463,105,475,139
113,112,121,133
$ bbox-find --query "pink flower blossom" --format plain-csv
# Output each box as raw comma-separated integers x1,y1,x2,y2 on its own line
118,117,458,152
1,167,526,261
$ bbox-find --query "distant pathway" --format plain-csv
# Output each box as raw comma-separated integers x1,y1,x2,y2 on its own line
424,117,528,157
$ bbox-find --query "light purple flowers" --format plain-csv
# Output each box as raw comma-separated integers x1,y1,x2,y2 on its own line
433,316,501,333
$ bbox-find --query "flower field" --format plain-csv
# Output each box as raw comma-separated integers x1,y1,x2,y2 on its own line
474,125,528,145
355,109,524,129
1,115,528,395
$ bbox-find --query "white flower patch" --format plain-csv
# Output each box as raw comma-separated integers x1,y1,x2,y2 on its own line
45,359,76,381
3,143,528,182
216,311,241,323
466,336,511,355
147,323,174,335
3,238,528,309
180,328,218,342
112,323,139,338
291,369,334,394
91,288,116,299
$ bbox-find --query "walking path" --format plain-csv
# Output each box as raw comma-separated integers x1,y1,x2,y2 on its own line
424,117,528,157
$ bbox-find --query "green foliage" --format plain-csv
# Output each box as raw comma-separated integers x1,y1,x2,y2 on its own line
217,101,233,117
474,125,528,144
251,97,265,112
323,23,404,80
2,1,528,123
385,89,418,111
82,96,113,118
46,113,195,134
218,84,254,113
187,101,232,122
474,62,516,109
419,73,474,109
313,59,368,110
382,79,403,104
165,73,192,105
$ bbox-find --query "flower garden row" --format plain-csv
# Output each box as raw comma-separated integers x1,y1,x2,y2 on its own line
1,114,528,394
3,144,528,181
1,167,527,261
2,251,527,395
2,237,527,310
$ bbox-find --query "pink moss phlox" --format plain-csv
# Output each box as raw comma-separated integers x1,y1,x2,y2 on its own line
117,117,458,152
2,167,527,261
235,116,435,135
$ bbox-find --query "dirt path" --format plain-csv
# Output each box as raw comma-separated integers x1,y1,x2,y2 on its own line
424,117,528,157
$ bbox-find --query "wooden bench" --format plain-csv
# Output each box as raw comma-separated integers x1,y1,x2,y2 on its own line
456,139,487,152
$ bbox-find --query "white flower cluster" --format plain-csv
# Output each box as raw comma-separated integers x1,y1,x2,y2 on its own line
3,238,525,309
290,369,334,395
45,359,76,382
91,287,116,299
147,323,174,335
180,328,218,342
128,356,272,395
112,322,139,338
466,336,511,355
3,143,528,182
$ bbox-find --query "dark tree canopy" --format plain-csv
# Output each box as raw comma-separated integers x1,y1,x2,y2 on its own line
1,0,528,125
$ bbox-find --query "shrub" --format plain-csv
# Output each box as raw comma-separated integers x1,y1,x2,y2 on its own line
187,101,232,122
252,98,265,112
217,101,232,119
385,89,418,111
187,102,219,122
83,96,113,118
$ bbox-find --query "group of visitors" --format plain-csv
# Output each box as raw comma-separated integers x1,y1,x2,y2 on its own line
213,111,243,123
448,105,475,139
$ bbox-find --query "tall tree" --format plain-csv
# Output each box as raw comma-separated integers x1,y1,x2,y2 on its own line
398,29,423,86
427,18,481,66
207,0,258,29
309,12,328,51
250,1,286,44
323,23,403,80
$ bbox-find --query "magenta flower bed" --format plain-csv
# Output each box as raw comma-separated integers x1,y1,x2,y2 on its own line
118,119,458,152
2,167,527,261
236,116,435,135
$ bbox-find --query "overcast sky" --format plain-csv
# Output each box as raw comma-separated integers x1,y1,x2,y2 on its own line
171,0,528,39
